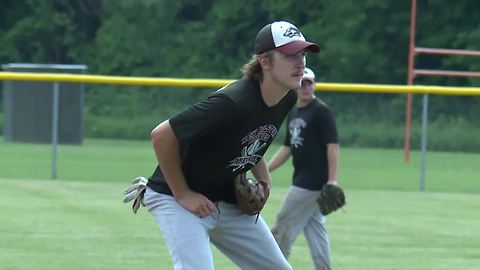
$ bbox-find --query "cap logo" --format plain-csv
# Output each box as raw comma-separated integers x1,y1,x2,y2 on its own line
283,27,301,38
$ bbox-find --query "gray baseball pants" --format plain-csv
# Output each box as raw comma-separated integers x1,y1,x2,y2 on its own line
271,186,332,270
143,187,292,270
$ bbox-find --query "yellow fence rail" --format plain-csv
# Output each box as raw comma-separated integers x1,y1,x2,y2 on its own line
1,71,480,96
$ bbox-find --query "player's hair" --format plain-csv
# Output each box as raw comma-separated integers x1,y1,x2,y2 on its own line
241,51,274,81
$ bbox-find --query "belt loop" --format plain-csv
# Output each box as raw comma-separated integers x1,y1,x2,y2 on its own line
215,202,221,215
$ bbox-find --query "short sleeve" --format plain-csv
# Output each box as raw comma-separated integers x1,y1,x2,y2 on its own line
315,106,338,144
170,94,239,144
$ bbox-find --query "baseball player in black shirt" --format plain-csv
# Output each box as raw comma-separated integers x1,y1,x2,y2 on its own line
268,67,340,270
142,21,319,270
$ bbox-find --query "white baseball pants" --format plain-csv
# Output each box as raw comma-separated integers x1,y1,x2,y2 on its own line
143,187,292,270
271,186,332,270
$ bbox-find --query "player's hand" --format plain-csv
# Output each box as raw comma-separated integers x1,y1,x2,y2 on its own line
326,180,337,186
176,190,216,218
263,178,272,190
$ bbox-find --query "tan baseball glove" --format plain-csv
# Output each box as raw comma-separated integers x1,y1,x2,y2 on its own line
234,173,270,216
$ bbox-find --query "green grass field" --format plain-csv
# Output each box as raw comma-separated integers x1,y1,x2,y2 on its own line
1,138,480,269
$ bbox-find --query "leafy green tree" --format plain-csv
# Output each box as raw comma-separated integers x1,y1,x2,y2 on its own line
0,0,100,63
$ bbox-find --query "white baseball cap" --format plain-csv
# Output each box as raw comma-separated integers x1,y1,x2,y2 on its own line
255,21,320,55
302,67,315,83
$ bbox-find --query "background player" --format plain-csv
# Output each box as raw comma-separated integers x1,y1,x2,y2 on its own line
268,67,340,270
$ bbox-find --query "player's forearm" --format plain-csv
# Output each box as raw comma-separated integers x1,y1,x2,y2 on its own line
251,158,271,188
151,120,190,198
327,143,339,184
267,146,291,172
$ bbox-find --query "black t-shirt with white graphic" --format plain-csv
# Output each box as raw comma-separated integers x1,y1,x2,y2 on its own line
283,99,338,190
147,77,297,203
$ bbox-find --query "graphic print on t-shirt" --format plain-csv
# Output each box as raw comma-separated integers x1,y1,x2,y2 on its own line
289,118,307,149
228,124,278,172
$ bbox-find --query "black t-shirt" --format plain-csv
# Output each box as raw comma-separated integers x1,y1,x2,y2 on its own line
147,77,297,203
283,99,338,190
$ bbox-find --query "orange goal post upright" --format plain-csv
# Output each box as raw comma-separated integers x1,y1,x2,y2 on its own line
404,0,480,163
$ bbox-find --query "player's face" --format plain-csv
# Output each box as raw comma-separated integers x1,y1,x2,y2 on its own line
270,50,306,90
297,79,316,102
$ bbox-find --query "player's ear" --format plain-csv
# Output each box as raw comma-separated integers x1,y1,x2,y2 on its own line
259,52,273,70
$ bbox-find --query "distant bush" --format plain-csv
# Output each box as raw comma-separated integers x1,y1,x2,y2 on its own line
84,114,159,140
337,117,480,152
427,117,480,152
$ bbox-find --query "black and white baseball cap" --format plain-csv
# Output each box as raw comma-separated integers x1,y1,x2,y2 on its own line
255,21,320,55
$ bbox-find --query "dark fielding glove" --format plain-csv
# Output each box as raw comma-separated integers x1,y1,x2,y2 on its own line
123,176,148,214
234,173,270,216
317,184,346,216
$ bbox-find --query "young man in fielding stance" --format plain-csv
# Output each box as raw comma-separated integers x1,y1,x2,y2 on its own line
143,21,319,269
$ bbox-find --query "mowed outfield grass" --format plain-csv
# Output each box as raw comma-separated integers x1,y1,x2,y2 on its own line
1,137,480,193
1,179,479,270
1,138,480,269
